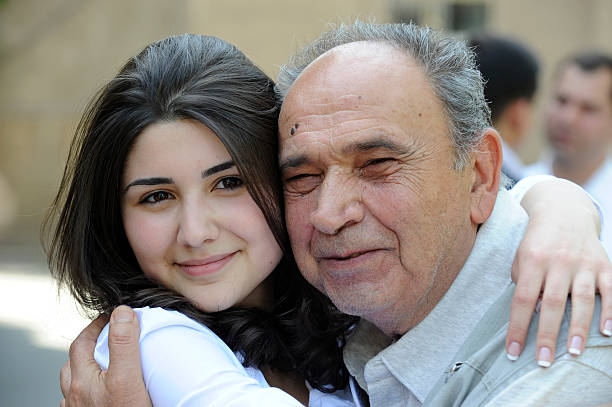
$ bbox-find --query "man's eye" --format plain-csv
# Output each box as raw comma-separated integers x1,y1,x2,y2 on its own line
284,174,320,195
215,176,244,190
360,158,395,176
365,158,393,167
140,191,173,204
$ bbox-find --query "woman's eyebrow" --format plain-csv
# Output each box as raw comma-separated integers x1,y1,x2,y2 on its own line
123,177,173,193
123,161,235,193
202,160,235,178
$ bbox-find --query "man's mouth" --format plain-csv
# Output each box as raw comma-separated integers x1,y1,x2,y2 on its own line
322,249,379,262
334,251,369,260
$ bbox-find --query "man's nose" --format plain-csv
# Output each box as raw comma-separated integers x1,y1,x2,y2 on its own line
177,199,219,247
556,102,579,125
309,172,364,235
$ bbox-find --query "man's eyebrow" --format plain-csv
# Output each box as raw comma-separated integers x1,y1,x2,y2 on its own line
343,139,409,155
123,177,173,193
279,139,411,171
202,160,235,178
279,155,310,172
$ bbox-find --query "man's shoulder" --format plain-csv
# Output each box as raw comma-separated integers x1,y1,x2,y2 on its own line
480,295,612,403
484,345,612,406
424,290,612,406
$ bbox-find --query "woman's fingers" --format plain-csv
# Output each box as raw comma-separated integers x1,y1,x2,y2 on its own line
566,271,596,356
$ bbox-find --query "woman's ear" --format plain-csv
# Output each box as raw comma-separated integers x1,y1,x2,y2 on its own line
470,128,503,224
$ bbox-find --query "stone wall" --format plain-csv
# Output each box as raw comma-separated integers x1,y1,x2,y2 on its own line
0,0,609,246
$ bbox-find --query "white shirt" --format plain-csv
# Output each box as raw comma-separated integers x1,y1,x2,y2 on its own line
95,307,355,407
525,157,612,259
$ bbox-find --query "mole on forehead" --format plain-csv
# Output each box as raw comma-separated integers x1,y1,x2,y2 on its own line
290,122,300,136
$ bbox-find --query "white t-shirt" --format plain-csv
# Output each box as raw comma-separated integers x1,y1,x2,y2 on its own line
94,307,355,407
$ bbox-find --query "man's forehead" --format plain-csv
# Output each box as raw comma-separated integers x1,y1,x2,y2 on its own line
284,41,417,102
279,43,429,127
558,65,612,98
300,40,409,77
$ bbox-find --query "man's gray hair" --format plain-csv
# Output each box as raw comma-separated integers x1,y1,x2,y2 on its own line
276,21,491,169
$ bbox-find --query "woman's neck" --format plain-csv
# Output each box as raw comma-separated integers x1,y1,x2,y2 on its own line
236,274,275,311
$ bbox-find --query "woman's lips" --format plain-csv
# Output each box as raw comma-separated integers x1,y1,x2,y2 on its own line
177,252,238,276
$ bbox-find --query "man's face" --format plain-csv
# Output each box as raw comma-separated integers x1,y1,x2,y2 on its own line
278,42,478,333
546,64,612,163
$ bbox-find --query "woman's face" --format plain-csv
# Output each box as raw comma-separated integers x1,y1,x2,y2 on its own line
121,119,283,312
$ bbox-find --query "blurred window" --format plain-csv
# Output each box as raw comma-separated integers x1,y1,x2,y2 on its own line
447,2,487,32
392,3,420,25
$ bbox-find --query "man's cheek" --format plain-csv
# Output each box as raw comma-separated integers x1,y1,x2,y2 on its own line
288,223,311,258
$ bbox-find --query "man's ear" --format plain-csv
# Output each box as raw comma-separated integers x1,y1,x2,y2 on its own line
470,128,502,224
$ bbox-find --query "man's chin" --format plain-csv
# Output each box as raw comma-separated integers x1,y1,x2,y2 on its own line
323,283,384,317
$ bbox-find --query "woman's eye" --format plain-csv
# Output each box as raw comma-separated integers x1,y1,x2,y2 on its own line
141,191,173,204
215,176,244,190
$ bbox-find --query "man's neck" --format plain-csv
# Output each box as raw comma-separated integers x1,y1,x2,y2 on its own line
553,152,607,185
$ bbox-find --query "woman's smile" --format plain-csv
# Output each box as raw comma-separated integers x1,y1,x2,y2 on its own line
176,251,239,277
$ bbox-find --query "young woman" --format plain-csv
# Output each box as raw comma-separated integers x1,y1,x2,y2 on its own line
45,34,355,406
45,34,609,407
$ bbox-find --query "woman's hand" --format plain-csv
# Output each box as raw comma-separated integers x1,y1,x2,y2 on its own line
508,178,612,366
60,306,151,407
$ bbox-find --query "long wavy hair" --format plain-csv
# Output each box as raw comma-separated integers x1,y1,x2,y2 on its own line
42,34,357,391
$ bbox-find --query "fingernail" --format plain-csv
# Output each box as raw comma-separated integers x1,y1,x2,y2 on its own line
603,320,612,337
568,336,582,356
507,341,521,361
112,307,134,323
537,346,552,367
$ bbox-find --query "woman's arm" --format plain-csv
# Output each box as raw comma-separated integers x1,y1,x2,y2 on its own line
507,176,612,364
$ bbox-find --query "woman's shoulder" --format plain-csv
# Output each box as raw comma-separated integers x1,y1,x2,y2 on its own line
94,306,236,370
133,306,217,338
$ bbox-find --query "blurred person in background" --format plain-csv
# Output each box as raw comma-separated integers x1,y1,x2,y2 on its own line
469,34,539,183
526,52,612,258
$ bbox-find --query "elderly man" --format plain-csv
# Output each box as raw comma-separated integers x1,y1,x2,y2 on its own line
526,52,612,258
273,23,611,405
60,23,612,407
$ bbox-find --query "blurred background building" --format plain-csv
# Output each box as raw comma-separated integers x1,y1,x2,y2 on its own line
0,0,611,405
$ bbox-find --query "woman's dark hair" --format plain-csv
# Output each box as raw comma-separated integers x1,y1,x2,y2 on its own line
42,34,357,391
